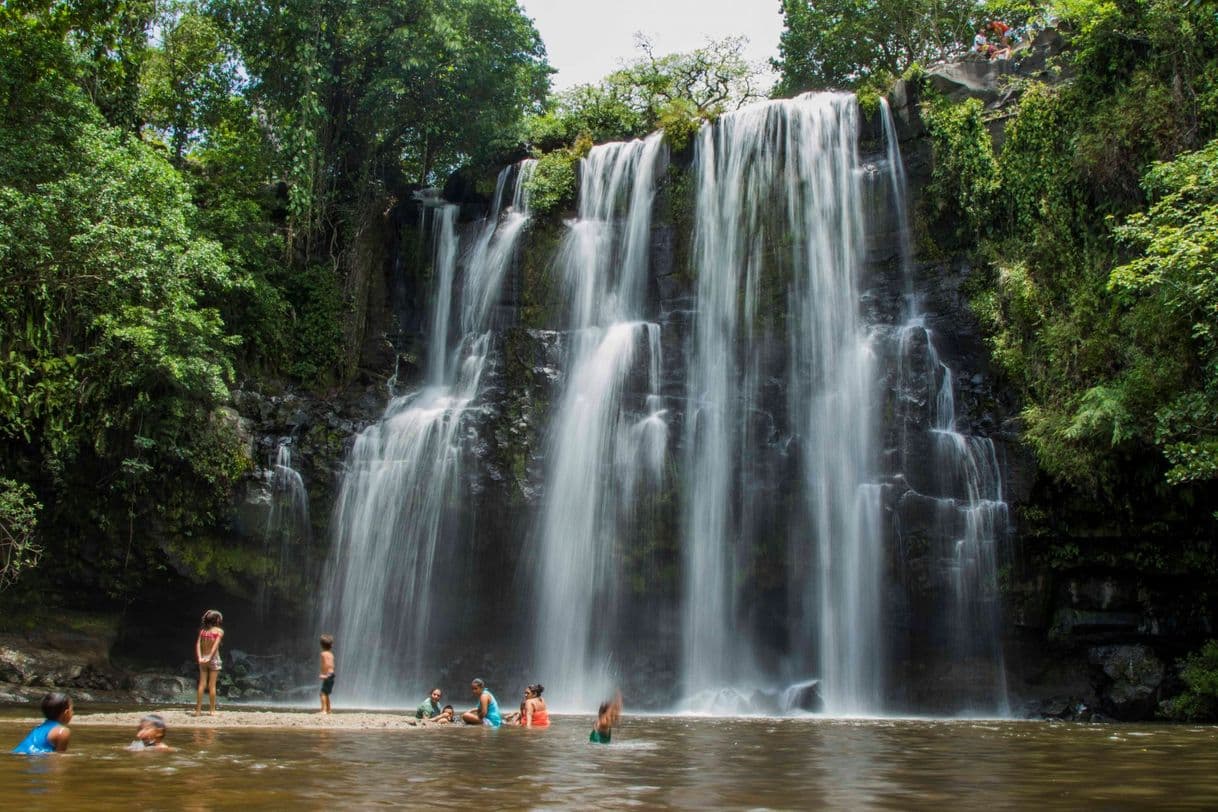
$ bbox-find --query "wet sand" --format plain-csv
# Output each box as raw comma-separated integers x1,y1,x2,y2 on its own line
68,708,444,731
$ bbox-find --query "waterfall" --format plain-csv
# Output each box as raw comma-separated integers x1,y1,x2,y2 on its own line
257,438,311,619
882,99,1010,714
682,93,882,714
321,160,535,705
534,134,667,709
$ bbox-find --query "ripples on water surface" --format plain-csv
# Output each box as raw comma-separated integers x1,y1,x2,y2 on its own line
3,713,1217,809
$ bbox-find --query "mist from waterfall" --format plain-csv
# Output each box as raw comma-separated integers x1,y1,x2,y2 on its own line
682,93,882,714
881,99,1010,714
534,134,668,710
320,160,535,704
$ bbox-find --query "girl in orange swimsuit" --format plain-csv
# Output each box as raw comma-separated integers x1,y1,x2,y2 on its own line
520,683,550,728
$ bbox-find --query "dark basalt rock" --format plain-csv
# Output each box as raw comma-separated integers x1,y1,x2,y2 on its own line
1088,644,1165,720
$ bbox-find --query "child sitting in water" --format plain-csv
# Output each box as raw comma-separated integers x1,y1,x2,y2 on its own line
12,692,72,754
318,634,336,715
589,691,621,744
426,705,455,725
129,713,172,751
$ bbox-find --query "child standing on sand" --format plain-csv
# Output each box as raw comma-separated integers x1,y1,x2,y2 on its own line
195,610,224,716
12,692,72,754
319,634,336,714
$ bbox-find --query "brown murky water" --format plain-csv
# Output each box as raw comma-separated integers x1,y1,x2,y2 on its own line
3,712,1217,809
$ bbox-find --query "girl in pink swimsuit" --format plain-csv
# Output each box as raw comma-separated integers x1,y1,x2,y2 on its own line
195,610,225,716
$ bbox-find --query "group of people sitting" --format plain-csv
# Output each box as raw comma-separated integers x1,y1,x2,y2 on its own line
973,20,1015,60
414,679,623,742
413,679,546,727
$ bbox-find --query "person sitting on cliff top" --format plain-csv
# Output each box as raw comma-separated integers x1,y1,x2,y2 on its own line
974,22,1013,60
12,692,72,754
129,713,172,752
973,27,994,58
989,20,1012,47
416,687,443,720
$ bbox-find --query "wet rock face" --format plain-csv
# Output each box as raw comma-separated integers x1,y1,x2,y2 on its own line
1089,645,1165,720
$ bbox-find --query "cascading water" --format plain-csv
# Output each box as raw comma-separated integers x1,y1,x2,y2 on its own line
257,438,311,619
534,134,667,710
321,160,535,704
682,93,882,714
881,100,1010,713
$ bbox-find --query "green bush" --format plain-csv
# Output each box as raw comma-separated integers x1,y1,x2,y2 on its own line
922,96,999,243
0,478,41,590
1165,640,1218,721
524,146,582,218
657,98,703,154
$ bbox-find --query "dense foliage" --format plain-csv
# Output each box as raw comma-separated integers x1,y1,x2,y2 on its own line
0,0,550,598
919,0,1218,534
1166,640,1218,720
523,36,766,153
774,0,975,92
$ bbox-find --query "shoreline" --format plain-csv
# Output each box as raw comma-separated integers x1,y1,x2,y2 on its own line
67,708,447,731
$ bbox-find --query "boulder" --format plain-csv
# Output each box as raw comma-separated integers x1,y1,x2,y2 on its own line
925,59,1016,106
129,673,193,701
1089,644,1164,720
780,679,824,713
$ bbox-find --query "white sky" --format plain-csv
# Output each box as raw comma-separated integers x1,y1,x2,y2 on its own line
520,0,784,90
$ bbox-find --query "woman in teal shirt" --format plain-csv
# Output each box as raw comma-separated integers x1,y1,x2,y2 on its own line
461,678,501,727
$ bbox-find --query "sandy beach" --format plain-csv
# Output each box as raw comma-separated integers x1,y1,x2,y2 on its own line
67,708,442,731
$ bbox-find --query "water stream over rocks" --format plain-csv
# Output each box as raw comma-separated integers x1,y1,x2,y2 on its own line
317,93,1012,714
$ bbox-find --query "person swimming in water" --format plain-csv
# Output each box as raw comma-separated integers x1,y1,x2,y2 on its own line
589,691,621,744
12,692,72,754
129,713,172,751
461,678,501,727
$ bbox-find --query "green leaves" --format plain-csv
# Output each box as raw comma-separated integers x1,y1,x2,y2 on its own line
521,36,763,151
923,96,999,244
773,0,976,94
0,478,42,590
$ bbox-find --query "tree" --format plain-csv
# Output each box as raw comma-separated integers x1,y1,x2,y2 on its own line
1,6,250,596
523,35,767,149
140,1,241,162
773,0,976,93
213,0,551,262
0,479,41,590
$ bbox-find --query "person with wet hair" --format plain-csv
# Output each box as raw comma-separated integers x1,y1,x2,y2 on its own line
195,609,225,716
520,683,550,728
589,690,621,744
131,713,172,751
461,678,502,727
12,692,73,754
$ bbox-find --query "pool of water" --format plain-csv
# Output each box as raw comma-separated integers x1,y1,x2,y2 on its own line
3,713,1217,809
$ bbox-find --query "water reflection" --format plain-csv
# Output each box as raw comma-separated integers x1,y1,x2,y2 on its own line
1,716,1216,809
